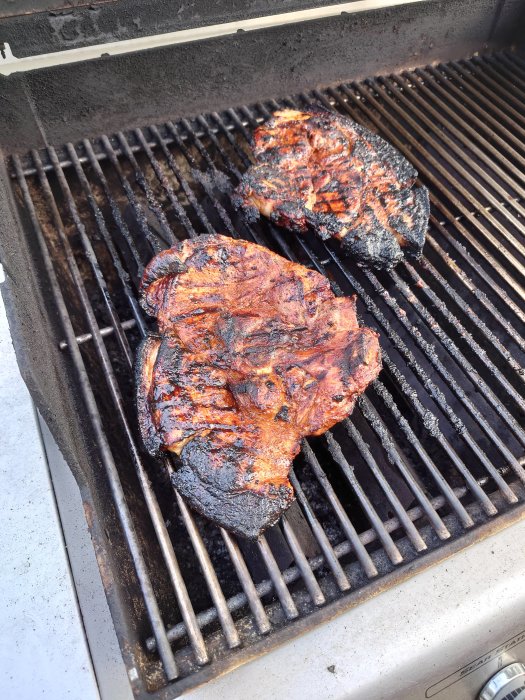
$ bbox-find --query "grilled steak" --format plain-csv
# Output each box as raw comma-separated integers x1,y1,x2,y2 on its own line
233,107,429,269
136,234,381,538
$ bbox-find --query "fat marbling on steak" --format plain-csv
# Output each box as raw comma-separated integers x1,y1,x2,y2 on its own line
136,234,381,538
233,107,429,269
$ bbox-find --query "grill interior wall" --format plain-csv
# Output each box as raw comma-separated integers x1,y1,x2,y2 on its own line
8,51,525,696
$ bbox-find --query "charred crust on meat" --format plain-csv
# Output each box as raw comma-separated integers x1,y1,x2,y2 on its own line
234,108,429,269
275,405,290,421
135,335,163,456
172,445,295,540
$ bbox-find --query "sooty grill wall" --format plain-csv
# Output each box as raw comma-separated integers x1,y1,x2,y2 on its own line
1,0,524,152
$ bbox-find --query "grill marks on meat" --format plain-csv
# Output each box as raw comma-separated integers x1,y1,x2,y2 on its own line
233,107,430,269
136,234,381,538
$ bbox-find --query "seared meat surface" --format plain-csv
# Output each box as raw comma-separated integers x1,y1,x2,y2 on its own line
136,234,381,538
233,107,429,269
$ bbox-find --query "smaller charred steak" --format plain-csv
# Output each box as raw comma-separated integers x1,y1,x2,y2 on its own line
233,107,429,269
136,234,381,538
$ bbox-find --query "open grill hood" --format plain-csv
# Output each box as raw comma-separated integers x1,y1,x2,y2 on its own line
1,1,525,697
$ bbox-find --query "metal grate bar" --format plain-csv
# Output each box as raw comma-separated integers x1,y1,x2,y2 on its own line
401,69,525,197
59,318,137,350
281,516,326,606
65,145,147,337
406,240,525,381
437,63,525,156
174,491,241,649
502,51,525,78
132,128,199,240
115,132,178,245
301,440,378,578
300,232,500,516
257,536,299,619
15,153,179,680
334,80,525,318
413,65,525,181
63,143,212,666
163,120,242,240
99,135,164,253
422,225,525,348
452,61,525,130
370,380,473,528
147,476,482,652
220,530,272,634
148,124,216,237
355,399,451,539
348,82,525,286
320,86,525,440
81,138,144,273
371,74,525,259
384,73,525,222
333,230,518,502
402,73,525,200
475,55,525,107
392,264,525,441
343,419,427,552
288,472,351,591
332,81,525,311
325,433,403,565
47,145,134,364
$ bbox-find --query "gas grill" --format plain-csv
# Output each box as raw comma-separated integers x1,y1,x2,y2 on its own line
1,1,525,698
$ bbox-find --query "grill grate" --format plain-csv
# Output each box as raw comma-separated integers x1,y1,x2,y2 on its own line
9,50,525,696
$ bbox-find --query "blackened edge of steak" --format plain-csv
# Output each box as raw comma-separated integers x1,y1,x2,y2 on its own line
135,334,164,456
399,186,430,255
341,185,430,269
173,436,295,539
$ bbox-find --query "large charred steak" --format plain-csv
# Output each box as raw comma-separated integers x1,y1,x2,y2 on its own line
233,107,429,269
136,234,381,538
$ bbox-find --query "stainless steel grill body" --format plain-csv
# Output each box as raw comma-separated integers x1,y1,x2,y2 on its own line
3,50,524,696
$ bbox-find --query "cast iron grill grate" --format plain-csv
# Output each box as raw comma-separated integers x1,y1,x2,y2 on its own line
9,50,525,697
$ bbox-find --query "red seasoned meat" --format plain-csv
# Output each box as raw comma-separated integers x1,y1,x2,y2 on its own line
136,234,381,538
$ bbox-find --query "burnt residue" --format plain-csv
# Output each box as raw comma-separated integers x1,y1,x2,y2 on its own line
172,455,293,540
